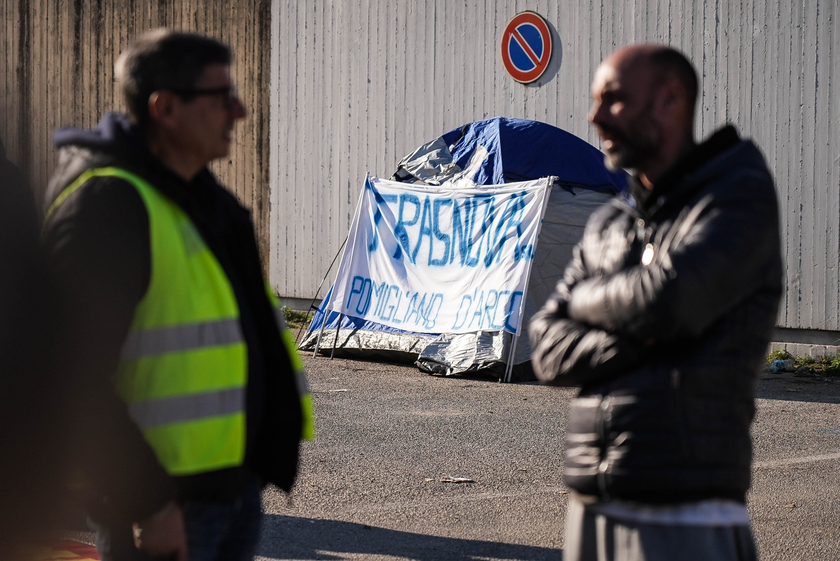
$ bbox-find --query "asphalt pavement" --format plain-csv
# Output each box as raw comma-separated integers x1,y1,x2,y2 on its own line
256,355,840,560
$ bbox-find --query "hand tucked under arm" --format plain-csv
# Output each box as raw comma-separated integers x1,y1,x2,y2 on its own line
529,295,650,386
567,184,780,344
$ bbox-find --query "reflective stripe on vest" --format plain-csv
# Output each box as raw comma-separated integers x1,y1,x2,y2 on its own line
128,387,245,429
49,167,248,476
121,317,244,361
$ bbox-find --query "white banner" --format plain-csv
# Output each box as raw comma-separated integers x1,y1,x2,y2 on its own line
328,177,551,334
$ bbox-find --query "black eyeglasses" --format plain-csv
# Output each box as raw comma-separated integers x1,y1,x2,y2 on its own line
167,85,239,109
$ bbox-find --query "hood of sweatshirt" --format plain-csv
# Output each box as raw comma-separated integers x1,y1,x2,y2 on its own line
53,112,149,162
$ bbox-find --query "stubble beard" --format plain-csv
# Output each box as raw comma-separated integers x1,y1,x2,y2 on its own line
600,101,660,173
603,133,659,172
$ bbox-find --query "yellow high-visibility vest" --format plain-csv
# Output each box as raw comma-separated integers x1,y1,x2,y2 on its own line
46,167,313,476
267,287,315,441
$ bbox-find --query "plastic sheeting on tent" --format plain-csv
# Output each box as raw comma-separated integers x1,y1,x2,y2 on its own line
299,117,626,380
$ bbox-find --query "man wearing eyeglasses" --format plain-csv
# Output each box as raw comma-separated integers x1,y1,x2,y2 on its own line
42,29,307,561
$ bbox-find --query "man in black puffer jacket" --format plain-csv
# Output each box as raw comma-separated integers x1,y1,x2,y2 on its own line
529,45,782,561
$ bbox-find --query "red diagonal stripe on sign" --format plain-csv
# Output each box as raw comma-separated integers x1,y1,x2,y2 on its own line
512,27,541,67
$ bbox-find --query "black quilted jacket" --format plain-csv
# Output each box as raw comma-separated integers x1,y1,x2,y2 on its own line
529,126,783,504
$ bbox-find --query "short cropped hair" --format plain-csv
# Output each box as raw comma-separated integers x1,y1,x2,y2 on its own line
649,47,699,113
115,29,231,130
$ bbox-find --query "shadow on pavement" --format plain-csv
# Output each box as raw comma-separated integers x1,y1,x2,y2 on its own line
756,372,840,405
258,514,561,560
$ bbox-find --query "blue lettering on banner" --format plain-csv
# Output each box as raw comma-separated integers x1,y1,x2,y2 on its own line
486,191,527,266
430,198,452,266
367,188,539,268
393,194,421,261
345,275,444,330
391,287,404,324
451,288,523,332
504,291,523,332
347,276,365,313
371,281,389,316
410,196,434,265
403,292,421,325
518,244,535,260
380,285,401,322
469,291,485,328
367,180,398,253
450,198,474,266
465,196,496,267
356,277,372,314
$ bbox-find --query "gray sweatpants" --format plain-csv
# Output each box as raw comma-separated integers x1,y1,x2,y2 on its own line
564,496,758,561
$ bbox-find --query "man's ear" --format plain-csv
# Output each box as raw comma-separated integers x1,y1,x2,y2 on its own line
657,76,692,121
147,91,179,129
657,78,681,112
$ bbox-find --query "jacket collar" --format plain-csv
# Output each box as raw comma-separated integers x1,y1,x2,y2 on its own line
629,125,741,216
55,112,224,215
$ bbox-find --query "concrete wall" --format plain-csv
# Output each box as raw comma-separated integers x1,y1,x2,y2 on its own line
0,0,273,259
268,0,840,340
1,1,837,338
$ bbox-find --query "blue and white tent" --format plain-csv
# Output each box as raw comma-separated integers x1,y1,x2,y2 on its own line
299,117,626,380
392,116,625,189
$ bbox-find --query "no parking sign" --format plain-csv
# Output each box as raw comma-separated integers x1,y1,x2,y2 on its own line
501,12,553,84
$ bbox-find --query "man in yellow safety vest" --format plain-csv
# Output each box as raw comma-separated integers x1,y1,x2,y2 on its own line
42,29,312,561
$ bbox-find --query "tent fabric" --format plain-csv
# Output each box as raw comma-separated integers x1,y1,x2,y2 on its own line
414,186,611,375
415,330,510,376
300,117,626,379
299,285,435,361
394,116,625,189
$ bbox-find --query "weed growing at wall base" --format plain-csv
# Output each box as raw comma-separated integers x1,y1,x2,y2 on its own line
766,350,840,376
281,306,313,329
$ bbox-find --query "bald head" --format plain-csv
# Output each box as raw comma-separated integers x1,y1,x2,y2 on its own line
608,45,698,114
589,44,699,187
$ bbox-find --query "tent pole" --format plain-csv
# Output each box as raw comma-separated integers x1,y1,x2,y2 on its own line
296,236,347,347
503,176,554,383
330,313,344,360
504,332,519,383
313,312,328,357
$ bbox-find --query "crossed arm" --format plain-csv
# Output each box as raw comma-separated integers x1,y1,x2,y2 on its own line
529,180,779,386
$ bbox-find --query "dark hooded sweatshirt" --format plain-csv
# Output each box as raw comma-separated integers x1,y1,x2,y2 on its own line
0,138,38,241
42,113,301,524
0,138,80,545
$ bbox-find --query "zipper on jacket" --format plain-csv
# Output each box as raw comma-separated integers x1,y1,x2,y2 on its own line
613,198,654,267
597,396,611,500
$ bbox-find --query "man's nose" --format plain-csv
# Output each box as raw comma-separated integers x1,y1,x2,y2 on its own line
588,101,605,126
230,96,248,119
